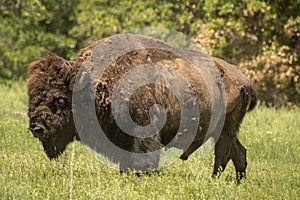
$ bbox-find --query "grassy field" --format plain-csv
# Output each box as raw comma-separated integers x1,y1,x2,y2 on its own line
0,81,299,200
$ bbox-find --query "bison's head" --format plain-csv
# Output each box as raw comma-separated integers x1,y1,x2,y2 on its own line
27,52,79,159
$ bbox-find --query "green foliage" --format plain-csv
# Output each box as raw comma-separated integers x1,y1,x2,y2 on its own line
0,0,299,106
0,0,80,79
69,0,204,44
0,0,204,80
196,0,300,107
1,81,300,199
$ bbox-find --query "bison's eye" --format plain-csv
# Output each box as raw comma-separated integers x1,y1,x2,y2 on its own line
49,103,58,114
56,98,67,109
49,98,67,114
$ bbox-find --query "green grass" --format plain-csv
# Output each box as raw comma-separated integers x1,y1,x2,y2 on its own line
0,81,299,200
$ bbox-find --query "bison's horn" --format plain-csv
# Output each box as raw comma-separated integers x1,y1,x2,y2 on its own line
72,70,89,92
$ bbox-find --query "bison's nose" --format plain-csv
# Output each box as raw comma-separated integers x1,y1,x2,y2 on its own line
29,124,45,138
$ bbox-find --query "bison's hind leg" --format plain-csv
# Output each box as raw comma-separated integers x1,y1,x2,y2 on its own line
212,112,248,183
212,133,233,178
231,136,247,184
212,134,247,184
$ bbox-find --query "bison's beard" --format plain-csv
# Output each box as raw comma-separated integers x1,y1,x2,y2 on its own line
39,122,78,159
40,133,73,159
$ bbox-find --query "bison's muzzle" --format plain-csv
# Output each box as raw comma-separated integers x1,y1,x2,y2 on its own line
29,123,46,139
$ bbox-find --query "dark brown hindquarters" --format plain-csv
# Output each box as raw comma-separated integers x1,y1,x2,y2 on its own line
213,85,256,183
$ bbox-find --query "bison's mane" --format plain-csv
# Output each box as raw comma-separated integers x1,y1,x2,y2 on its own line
27,53,74,105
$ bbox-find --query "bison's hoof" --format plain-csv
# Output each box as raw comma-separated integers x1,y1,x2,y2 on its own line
180,154,188,160
236,171,246,184
211,174,217,179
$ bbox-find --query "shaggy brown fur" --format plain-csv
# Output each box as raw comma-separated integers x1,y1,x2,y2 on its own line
27,36,257,182
27,53,79,159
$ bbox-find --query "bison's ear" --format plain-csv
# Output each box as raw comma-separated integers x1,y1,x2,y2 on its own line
69,68,90,92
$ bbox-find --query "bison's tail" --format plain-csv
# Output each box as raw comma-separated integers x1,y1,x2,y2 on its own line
247,86,257,112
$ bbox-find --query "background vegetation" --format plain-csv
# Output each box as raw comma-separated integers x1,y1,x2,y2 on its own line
1,0,299,107
1,81,299,199
0,1,299,198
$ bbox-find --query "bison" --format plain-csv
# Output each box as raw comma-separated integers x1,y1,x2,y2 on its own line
27,34,256,182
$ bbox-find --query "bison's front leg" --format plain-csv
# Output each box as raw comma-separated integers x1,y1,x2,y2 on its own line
231,136,247,184
119,137,162,173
